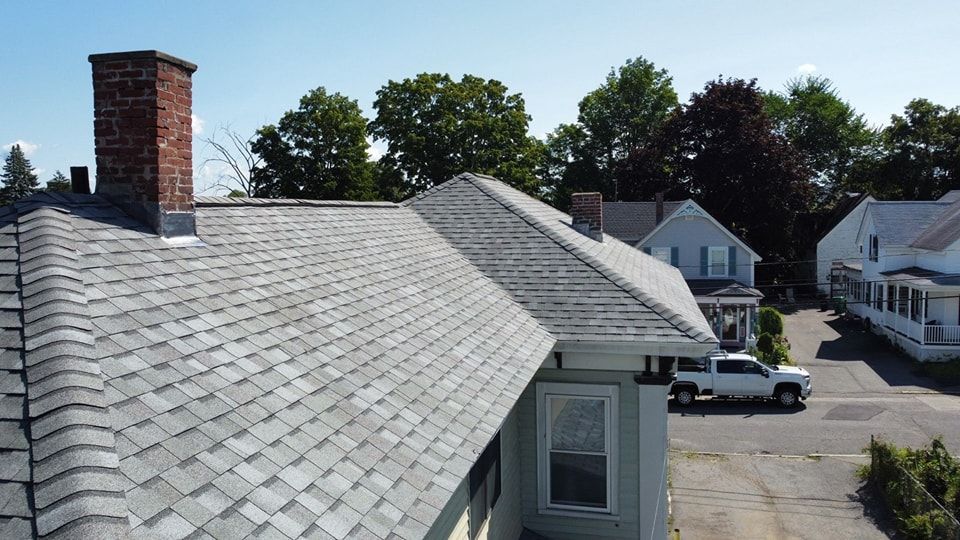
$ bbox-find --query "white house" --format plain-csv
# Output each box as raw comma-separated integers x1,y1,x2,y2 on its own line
840,192,960,361
816,193,875,295
600,196,763,350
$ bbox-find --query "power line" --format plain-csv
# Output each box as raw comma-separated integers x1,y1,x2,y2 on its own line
648,246,960,269
750,272,960,290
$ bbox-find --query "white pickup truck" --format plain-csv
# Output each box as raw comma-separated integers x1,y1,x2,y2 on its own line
671,351,812,408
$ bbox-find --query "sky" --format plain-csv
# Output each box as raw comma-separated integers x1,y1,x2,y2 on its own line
2,0,958,193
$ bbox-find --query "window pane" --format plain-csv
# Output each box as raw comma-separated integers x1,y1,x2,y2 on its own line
550,397,605,452
550,452,607,508
709,248,726,275
652,247,670,264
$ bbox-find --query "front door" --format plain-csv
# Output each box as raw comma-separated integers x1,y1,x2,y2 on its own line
721,306,739,342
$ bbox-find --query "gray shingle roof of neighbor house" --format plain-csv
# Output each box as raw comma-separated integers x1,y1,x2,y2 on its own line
600,201,683,243
865,201,955,247
406,173,718,348
0,191,558,539
911,200,960,251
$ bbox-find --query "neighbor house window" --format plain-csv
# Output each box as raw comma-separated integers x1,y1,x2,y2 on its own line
469,431,501,538
651,247,671,265
537,383,619,515
869,235,879,262
708,247,728,277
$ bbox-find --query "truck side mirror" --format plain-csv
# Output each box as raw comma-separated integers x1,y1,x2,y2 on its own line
761,368,769,378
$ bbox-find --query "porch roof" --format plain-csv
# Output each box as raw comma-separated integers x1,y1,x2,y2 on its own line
686,279,764,299
881,266,960,289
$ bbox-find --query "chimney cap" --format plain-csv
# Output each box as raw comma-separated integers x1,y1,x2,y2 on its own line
88,50,197,73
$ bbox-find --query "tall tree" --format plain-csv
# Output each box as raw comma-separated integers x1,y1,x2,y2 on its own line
545,57,678,206
1,144,40,205
46,170,71,192
869,99,960,200
251,87,376,200
200,126,262,197
369,73,543,198
764,76,879,204
620,78,814,280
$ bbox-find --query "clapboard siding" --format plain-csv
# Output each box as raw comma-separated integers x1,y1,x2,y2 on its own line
426,407,524,540
517,369,644,539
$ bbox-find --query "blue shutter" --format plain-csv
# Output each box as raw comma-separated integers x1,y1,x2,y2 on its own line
700,247,708,276
728,246,737,276
642,246,651,255
670,247,679,267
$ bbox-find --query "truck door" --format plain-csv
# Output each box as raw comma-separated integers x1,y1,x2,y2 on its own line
714,360,749,395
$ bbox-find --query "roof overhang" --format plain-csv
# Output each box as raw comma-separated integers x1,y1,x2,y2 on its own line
552,339,717,358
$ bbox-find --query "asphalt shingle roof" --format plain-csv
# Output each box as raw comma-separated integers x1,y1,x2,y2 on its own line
866,201,954,247
0,191,556,539
911,200,960,251
600,201,683,244
407,174,716,345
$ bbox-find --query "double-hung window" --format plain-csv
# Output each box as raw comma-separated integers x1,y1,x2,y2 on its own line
650,247,671,265
708,246,728,277
536,383,618,515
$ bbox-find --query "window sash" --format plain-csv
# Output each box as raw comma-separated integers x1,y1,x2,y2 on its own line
708,247,727,276
537,383,618,515
651,247,671,265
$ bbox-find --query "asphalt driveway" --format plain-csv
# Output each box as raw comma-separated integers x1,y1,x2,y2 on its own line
669,308,960,539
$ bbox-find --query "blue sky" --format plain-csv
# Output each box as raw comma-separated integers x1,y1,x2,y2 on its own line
3,0,958,192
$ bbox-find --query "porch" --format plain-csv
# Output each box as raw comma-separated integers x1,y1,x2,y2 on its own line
879,267,960,347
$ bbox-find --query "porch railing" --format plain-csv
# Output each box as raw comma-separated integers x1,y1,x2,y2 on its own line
924,325,960,345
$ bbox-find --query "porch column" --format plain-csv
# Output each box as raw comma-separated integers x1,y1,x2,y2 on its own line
922,291,928,344
907,287,912,321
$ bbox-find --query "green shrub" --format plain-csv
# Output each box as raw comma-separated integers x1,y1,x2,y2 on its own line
756,333,775,356
757,307,784,336
862,437,960,539
769,340,793,365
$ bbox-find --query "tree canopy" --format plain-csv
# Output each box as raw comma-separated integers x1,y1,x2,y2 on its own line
543,57,677,207
46,170,71,192
764,76,878,205
251,87,376,200
1,144,40,205
369,73,543,199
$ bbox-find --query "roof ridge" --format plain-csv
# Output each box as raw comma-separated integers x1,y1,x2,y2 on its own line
13,205,130,537
463,174,713,343
195,196,398,208
398,172,474,207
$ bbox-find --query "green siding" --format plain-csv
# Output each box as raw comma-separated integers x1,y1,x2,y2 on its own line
426,407,524,540
517,369,638,539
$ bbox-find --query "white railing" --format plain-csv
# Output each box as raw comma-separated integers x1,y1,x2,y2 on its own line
924,325,960,345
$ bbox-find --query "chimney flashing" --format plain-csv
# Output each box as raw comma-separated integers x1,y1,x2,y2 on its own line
570,192,604,242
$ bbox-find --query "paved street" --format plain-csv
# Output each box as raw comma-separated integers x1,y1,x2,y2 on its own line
669,308,960,539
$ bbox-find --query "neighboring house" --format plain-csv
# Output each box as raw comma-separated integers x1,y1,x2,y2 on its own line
600,196,763,349
0,50,717,540
815,193,875,295
841,193,960,361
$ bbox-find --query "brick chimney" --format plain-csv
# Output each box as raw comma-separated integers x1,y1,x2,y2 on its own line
655,192,665,224
89,50,197,238
570,192,603,241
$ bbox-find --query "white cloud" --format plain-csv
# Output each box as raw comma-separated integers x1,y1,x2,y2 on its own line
2,140,40,156
797,63,817,75
33,168,46,176
192,114,205,135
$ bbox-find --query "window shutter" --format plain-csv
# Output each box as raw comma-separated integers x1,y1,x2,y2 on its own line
699,247,708,276
728,246,736,276
642,247,651,255
670,247,679,267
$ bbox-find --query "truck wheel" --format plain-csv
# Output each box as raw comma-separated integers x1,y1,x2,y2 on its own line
775,388,799,408
674,387,696,406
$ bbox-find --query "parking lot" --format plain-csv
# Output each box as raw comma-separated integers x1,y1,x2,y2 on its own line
669,308,960,538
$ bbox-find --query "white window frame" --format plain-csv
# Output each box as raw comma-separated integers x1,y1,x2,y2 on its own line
536,382,619,517
650,247,671,265
708,246,728,277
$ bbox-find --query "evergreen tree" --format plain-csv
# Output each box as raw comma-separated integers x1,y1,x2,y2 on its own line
46,170,71,192
1,144,40,205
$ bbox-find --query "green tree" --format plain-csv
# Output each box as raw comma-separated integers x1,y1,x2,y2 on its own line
620,78,814,281
46,170,71,192
1,144,40,205
545,57,678,205
369,73,543,198
251,87,376,200
868,99,960,200
764,76,879,204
